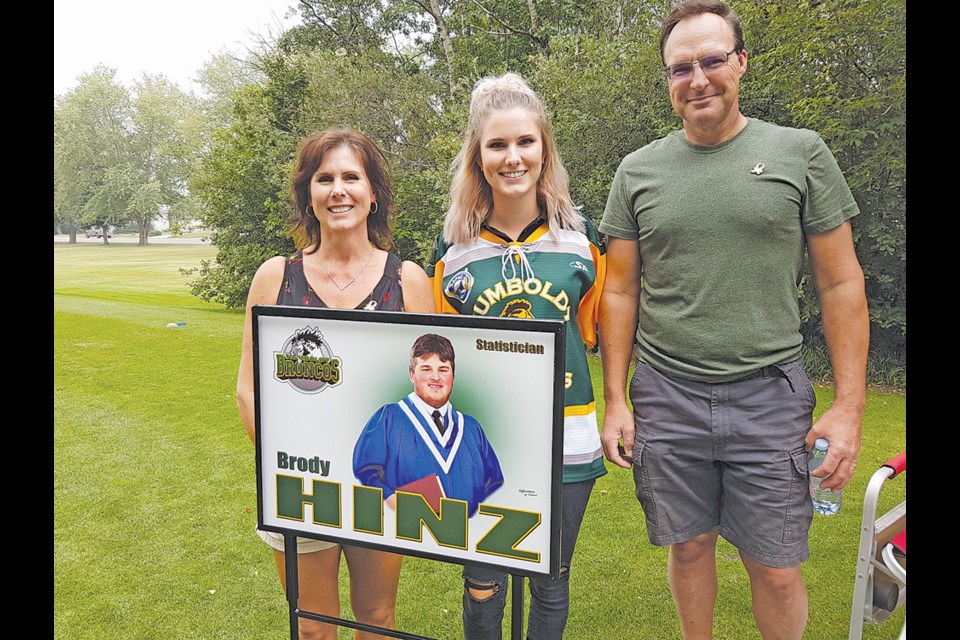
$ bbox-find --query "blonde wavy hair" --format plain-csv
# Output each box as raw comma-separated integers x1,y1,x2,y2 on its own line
443,73,584,245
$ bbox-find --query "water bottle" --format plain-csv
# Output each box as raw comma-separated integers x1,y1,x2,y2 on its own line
808,438,842,515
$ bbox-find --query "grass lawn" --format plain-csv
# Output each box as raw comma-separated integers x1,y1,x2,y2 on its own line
54,242,906,639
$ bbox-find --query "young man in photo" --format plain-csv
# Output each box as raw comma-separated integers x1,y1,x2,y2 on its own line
353,333,504,518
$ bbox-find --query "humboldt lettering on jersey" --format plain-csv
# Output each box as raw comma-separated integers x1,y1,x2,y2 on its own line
275,474,542,562
277,452,331,476
274,326,343,393
476,339,545,355
472,277,570,318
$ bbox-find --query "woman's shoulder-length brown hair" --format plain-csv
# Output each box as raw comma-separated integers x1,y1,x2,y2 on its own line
289,126,394,253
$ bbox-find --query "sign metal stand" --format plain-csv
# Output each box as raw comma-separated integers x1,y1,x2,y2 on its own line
282,535,529,640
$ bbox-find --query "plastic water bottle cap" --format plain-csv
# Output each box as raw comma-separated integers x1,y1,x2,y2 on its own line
177,321,187,326
814,438,829,451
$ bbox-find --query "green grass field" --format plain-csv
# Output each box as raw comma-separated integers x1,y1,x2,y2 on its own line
54,242,906,639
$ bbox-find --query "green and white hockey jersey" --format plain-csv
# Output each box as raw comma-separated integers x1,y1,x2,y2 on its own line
428,218,607,483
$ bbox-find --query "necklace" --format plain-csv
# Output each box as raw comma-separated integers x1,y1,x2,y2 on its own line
320,246,377,291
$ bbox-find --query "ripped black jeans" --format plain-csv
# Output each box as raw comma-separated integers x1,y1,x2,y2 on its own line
461,479,596,639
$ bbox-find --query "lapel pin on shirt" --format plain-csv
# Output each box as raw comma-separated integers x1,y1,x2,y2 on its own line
751,162,765,175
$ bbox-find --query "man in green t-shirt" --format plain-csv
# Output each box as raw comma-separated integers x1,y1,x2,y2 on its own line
597,1,869,638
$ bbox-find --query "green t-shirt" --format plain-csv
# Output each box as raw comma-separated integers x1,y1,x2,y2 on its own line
599,118,860,382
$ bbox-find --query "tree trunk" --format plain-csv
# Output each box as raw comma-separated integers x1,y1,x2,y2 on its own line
526,0,539,33
428,0,456,95
140,226,149,245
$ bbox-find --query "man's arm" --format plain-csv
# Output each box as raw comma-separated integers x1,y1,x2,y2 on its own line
353,406,395,495
805,220,869,491
599,238,643,469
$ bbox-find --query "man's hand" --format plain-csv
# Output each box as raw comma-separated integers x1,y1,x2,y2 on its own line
602,401,635,469
805,404,863,491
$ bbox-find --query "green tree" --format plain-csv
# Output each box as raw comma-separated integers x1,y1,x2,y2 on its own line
189,82,298,309
54,66,130,244
195,52,267,125
736,0,907,362
533,34,673,222
190,31,448,309
54,68,203,245
128,75,201,243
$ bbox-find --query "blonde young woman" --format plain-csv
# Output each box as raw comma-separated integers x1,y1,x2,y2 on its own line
428,73,606,639
237,127,434,640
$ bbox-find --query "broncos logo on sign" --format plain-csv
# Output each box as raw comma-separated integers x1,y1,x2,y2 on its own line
276,326,342,394
445,269,474,303
286,327,327,358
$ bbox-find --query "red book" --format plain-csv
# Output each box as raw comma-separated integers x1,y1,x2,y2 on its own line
395,473,445,515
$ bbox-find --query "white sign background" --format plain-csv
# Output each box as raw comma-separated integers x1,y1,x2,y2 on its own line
253,306,564,577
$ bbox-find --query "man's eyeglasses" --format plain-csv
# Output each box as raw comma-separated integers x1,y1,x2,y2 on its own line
665,49,739,81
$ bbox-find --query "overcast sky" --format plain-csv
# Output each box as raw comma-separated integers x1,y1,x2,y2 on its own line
54,0,300,96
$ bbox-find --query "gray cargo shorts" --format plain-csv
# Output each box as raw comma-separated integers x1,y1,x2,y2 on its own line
629,359,816,568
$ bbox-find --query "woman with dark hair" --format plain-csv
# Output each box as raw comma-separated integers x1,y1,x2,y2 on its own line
237,126,433,639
